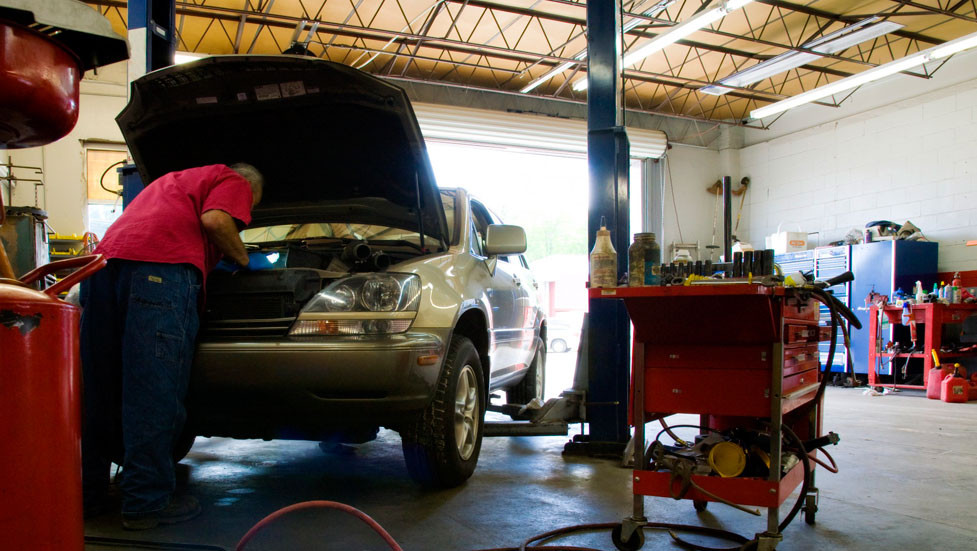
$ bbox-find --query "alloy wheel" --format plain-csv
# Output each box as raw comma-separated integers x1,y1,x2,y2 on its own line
454,364,480,460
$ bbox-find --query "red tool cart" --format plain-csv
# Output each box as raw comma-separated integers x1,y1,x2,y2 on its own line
868,302,977,390
592,284,830,551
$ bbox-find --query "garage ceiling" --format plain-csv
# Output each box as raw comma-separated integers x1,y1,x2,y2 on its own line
85,1,977,127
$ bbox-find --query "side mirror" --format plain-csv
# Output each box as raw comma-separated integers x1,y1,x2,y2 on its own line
484,224,527,256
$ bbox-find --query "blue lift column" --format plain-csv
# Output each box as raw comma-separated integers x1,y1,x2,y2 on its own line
569,0,633,454
121,0,176,206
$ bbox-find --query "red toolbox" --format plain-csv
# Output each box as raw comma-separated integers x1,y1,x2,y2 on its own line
593,284,829,549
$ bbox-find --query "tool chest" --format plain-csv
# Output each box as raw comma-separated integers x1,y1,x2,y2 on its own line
592,283,831,550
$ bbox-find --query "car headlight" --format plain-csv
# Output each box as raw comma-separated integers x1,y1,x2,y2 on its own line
289,274,421,336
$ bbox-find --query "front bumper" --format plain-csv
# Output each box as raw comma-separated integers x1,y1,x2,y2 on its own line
189,330,448,434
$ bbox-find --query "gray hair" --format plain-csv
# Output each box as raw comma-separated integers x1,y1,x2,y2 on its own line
229,163,264,197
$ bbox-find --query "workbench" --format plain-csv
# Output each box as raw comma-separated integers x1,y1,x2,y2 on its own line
868,302,977,390
592,284,828,550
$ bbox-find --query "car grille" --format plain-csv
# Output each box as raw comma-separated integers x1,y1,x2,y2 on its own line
201,269,323,339
201,317,295,338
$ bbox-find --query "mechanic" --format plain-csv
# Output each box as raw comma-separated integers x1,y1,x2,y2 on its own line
80,163,268,530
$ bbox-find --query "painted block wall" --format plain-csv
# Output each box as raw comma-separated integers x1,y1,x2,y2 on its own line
661,144,728,262
741,77,977,273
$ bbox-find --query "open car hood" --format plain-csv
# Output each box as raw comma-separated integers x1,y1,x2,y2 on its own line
117,55,448,248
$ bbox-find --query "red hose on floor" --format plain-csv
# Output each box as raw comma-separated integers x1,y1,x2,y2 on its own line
235,500,403,551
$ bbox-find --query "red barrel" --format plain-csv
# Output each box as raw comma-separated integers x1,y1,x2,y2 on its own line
941,374,969,404
0,256,104,550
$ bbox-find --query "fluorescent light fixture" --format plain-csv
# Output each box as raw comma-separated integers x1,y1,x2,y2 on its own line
700,18,903,95
750,29,977,119
574,0,754,92
522,1,675,94
520,54,586,93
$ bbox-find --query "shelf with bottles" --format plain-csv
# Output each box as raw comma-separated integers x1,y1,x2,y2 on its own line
868,301,977,390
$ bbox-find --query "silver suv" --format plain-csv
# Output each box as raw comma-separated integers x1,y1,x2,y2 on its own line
118,56,546,488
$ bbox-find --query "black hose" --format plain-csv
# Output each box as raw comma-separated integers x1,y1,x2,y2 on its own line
470,521,751,551
99,159,126,197
777,424,812,531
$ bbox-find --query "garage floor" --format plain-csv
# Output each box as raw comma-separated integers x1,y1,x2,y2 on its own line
82,387,977,550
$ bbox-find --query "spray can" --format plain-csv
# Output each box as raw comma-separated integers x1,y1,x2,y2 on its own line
590,216,617,288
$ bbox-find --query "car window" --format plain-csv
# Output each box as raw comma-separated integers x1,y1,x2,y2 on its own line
470,200,492,236
471,199,513,262
470,221,485,257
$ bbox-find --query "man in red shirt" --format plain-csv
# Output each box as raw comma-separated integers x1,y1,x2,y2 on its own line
80,163,264,530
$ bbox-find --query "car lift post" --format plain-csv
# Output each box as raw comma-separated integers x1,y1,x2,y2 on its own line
120,0,176,205
565,0,633,454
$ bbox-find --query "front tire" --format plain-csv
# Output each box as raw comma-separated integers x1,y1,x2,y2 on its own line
402,335,485,488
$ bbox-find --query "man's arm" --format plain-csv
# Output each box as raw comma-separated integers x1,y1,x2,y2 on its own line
201,209,250,266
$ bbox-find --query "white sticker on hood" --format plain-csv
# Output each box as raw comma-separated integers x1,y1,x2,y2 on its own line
255,84,281,101
195,96,218,104
236,92,248,101
280,81,306,98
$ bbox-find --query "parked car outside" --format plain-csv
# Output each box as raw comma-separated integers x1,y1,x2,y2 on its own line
547,314,583,353
116,55,547,488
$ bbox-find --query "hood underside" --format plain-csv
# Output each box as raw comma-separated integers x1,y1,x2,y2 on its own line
116,55,447,247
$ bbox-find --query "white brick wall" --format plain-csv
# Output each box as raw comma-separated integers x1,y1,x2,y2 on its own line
741,78,977,273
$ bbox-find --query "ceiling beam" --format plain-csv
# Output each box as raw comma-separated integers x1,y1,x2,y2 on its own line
885,1,977,23
754,1,946,45
442,0,874,78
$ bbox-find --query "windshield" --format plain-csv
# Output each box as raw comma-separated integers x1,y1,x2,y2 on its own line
243,223,426,244
242,191,456,246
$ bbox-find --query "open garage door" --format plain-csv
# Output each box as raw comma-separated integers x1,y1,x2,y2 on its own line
412,103,667,159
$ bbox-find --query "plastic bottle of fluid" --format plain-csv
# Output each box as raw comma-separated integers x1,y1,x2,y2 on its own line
590,216,617,288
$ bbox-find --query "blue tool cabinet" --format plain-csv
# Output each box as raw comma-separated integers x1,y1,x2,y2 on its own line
849,240,938,375
775,246,851,373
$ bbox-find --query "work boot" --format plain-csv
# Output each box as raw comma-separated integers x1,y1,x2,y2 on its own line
121,495,202,530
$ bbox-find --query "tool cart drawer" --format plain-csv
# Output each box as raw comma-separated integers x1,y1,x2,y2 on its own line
643,345,772,371
785,324,821,345
783,344,819,376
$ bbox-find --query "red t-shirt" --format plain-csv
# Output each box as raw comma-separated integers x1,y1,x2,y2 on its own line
96,164,253,281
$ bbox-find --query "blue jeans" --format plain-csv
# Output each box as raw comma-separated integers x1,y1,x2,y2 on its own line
80,260,201,514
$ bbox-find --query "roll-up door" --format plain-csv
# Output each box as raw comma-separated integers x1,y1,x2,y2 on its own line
412,103,667,159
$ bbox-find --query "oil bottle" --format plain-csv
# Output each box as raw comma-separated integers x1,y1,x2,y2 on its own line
590,216,617,288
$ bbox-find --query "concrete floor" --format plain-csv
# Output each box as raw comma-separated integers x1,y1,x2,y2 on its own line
83,387,977,550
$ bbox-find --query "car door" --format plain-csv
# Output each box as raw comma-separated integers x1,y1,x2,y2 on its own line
509,253,541,362
481,202,540,373
470,200,522,379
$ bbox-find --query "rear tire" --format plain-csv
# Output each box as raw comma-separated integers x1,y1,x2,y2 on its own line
506,339,545,407
402,335,485,488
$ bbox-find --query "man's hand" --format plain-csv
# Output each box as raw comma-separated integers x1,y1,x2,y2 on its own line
201,209,249,266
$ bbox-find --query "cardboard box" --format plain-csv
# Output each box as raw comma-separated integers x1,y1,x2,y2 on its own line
765,228,808,254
